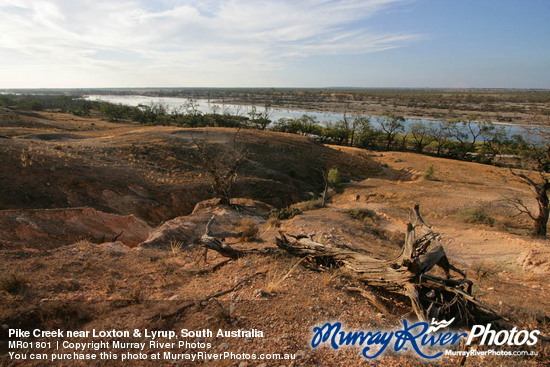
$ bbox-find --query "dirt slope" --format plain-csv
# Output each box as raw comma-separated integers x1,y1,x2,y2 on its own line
0,111,548,366
0,111,388,226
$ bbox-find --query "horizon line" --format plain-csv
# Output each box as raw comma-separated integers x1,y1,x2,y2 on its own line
2,87,550,92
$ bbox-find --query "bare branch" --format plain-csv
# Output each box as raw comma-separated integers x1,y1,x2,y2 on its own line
510,168,539,193
503,195,537,220
150,271,266,323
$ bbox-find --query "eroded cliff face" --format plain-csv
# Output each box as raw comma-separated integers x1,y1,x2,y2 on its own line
0,207,151,249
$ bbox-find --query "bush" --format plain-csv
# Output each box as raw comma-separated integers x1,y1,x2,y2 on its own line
328,168,342,189
270,207,302,220
345,208,379,221
266,217,280,228
239,218,259,241
457,207,495,226
0,272,27,294
423,165,435,180
297,198,324,211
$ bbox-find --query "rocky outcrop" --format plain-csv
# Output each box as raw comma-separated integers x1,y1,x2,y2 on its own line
139,198,272,249
97,241,132,254
518,250,550,273
138,212,211,249
0,207,150,249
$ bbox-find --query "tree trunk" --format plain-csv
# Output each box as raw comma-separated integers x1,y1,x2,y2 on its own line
509,169,549,237
534,192,549,236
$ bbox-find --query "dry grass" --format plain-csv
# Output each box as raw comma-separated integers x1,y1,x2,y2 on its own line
238,218,259,241
37,301,91,330
170,240,185,256
318,269,341,287
266,216,280,228
264,257,305,294
74,239,93,251
468,261,506,297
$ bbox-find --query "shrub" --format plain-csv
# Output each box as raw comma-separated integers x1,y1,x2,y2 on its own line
423,165,435,180
125,285,143,304
270,207,302,220
469,261,501,280
345,208,379,221
328,168,342,189
266,217,280,228
214,300,233,326
239,218,259,241
457,207,495,226
0,272,27,294
297,198,324,211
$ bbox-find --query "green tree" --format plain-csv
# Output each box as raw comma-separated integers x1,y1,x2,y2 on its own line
430,122,452,156
327,168,342,189
379,114,405,151
409,121,436,153
247,105,272,130
100,102,128,122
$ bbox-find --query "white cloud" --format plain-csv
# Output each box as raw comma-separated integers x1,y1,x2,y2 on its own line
0,0,421,87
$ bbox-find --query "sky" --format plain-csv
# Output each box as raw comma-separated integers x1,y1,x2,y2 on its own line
0,0,549,89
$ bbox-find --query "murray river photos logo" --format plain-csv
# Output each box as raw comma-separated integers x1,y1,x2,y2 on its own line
311,318,540,360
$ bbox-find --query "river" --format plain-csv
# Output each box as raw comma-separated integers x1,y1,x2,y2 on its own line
84,94,536,141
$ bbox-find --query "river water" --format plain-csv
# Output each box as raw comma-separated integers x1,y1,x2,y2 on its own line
84,95,535,140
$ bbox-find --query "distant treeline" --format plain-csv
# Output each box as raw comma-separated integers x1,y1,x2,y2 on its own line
3,87,550,112
0,94,93,116
0,94,544,165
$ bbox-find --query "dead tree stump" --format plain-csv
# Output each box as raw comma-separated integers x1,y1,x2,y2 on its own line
275,205,501,326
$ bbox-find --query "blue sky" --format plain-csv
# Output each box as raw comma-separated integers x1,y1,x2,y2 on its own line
0,0,548,88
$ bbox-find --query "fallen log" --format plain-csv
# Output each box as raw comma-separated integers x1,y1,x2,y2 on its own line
197,207,501,326
200,215,277,259
200,215,246,259
275,205,501,326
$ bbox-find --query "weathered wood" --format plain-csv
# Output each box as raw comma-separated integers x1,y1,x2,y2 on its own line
200,215,246,259
346,286,390,316
196,207,500,325
275,205,499,325
404,283,427,322
201,234,245,259
205,215,243,239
